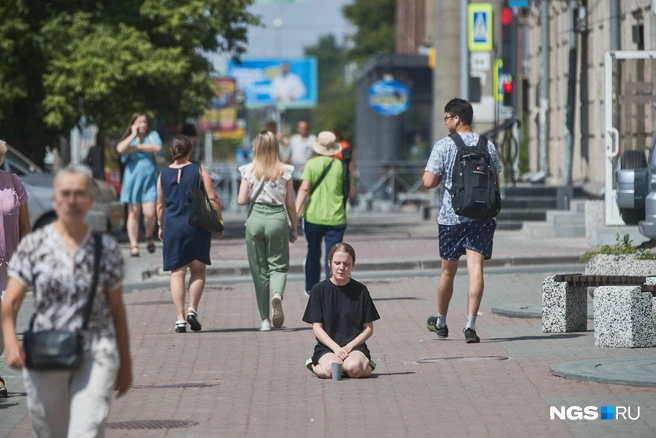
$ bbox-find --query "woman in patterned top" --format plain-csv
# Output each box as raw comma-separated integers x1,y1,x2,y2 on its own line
1,165,132,437
0,139,31,398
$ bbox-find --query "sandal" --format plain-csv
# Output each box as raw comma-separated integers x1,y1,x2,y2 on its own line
130,247,140,257
186,308,202,332
175,320,186,333
146,240,155,254
0,376,7,398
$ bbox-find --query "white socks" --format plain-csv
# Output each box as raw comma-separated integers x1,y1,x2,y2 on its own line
436,314,447,328
466,316,476,330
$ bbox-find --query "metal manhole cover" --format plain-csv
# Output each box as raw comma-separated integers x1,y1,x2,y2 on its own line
414,356,509,364
131,382,219,389
107,420,199,430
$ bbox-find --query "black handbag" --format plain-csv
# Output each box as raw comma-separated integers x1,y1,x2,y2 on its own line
186,164,224,234
23,232,102,370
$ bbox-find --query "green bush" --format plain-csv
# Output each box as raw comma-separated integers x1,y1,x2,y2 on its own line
580,233,656,262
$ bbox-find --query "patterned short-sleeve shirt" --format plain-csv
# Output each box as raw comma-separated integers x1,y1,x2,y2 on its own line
8,225,125,343
425,132,502,225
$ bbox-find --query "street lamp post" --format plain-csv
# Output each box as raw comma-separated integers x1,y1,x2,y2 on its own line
273,18,283,58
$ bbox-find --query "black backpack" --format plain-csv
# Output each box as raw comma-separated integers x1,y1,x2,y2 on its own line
447,133,501,220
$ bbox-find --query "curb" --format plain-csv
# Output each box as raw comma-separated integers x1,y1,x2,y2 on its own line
550,357,656,387
491,303,594,319
141,254,586,280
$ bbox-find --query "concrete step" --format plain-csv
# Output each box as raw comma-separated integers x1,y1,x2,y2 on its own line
501,184,588,198
497,208,547,222
591,226,651,247
522,222,586,238
501,197,559,210
495,220,524,231
546,210,585,226
570,199,587,213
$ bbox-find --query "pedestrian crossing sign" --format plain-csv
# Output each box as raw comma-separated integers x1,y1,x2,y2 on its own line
468,3,493,52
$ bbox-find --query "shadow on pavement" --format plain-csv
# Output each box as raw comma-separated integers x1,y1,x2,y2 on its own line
369,372,416,378
373,297,421,301
488,333,589,342
200,328,259,333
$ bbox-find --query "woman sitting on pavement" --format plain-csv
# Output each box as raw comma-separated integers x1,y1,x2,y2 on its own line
303,243,380,378
238,130,298,331
157,135,224,333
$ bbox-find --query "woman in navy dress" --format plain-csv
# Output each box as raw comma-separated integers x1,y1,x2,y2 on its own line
156,136,224,333
117,113,162,257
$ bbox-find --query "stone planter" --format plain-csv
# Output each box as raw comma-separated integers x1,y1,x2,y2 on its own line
584,254,656,298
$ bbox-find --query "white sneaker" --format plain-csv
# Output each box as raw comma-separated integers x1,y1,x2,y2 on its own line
304,290,311,298
271,293,284,328
259,319,271,331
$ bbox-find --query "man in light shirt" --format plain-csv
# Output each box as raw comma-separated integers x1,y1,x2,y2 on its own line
271,63,306,105
286,120,316,193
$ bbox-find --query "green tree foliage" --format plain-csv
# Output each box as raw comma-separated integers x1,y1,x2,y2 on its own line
0,0,258,164
342,0,395,64
304,35,354,142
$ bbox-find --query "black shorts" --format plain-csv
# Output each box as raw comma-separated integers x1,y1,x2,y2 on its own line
438,219,496,261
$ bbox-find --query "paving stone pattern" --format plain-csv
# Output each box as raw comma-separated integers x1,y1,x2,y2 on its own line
4,271,656,437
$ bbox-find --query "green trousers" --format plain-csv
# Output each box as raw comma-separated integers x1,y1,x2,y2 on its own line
245,203,290,319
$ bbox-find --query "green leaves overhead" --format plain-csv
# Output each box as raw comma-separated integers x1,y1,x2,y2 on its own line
0,0,259,157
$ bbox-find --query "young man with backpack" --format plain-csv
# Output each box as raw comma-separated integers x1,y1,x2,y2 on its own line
422,98,502,343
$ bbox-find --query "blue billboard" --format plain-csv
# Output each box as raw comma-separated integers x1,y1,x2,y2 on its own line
227,58,317,109
368,79,410,117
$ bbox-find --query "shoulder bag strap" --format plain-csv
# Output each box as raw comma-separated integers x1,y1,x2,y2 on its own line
81,231,103,330
309,159,335,198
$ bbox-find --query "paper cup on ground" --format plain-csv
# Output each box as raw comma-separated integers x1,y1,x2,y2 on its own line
331,362,342,381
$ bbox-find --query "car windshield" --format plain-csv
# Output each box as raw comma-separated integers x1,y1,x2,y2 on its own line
4,147,43,175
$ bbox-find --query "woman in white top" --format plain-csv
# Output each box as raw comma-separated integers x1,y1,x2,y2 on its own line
238,131,298,331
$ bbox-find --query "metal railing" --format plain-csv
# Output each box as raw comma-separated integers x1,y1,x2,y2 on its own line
205,160,433,212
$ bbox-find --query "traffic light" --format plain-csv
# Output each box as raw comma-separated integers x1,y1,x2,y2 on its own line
500,4,517,110
503,75,513,107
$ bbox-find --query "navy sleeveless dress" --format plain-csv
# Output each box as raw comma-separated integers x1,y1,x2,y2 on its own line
161,163,211,271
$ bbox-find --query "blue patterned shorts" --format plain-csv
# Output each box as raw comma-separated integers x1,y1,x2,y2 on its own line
438,219,496,261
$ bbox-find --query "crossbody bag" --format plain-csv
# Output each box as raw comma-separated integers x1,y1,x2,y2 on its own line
23,232,102,370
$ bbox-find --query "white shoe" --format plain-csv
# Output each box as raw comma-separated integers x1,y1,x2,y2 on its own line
259,319,271,331
271,293,284,328
304,290,310,298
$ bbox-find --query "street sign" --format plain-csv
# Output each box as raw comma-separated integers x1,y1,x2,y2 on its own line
493,59,503,102
470,52,491,71
468,3,493,52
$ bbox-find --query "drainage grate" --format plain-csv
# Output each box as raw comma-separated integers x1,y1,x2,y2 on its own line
131,382,219,389
107,420,199,430
414,356,509,364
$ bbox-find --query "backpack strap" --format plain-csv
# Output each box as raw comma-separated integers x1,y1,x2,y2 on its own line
475,134,489,154
448,133,468,152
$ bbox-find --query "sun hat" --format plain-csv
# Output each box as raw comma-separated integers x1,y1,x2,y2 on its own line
312,131,341,156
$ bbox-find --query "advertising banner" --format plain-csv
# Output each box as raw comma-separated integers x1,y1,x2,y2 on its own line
227,58,317,109
200,78,238,132
367,79,410,117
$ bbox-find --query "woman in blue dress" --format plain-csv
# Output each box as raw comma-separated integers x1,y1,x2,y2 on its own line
117,113,162,257
156,135,224,333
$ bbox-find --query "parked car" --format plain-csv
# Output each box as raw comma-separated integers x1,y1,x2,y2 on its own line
1,145,123,232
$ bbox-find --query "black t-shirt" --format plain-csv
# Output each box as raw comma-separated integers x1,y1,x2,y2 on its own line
302,278,380,361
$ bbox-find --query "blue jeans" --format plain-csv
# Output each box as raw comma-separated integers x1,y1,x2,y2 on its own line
304,221,347,291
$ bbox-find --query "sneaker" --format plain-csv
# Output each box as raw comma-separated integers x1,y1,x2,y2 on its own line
427,316,449,338
305,358,314,373
175,320,186,333
271,293,284,328
259,319,271,331
463,328,480,343
186,308,202,332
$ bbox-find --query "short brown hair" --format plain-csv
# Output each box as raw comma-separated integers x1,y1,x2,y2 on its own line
328,242,356,265
171,135,193,160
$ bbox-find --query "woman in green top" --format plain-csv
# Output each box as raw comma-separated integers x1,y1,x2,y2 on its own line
295,131,356,294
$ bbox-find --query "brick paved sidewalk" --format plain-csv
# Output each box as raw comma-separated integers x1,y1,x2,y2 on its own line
4,271,656,437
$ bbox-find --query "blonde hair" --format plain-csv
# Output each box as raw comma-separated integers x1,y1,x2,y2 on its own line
252,130,286,181
0,140,7,166
328,242,356,265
